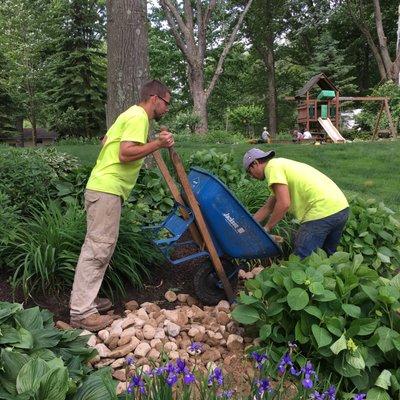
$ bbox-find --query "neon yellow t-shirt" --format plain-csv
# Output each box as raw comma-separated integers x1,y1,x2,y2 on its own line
86,105,149,201
265,158,348,223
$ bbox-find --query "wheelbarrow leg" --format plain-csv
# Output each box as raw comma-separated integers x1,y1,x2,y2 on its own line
168,147,235,304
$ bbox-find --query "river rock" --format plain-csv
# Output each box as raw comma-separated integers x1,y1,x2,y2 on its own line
134,342,151,358
164,290,177,302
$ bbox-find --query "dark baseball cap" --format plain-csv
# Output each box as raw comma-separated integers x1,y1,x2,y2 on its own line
243,148,275,170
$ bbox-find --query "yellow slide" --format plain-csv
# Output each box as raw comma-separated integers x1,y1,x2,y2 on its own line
318,117,346,143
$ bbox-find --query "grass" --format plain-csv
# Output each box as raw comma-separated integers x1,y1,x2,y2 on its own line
57,139,400,213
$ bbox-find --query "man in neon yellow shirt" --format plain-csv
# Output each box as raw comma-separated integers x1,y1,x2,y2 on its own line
70,80,174,331
243,148,349,259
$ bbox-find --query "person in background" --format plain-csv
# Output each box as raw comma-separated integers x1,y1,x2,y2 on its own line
243,148,349,259
69,79,174,331
302,130,312,140
261,127,271,144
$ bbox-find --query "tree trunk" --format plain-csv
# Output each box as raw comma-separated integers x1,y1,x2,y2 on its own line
264,29,277,137
189,65,208,133
159,0,253,134
106,0,149,128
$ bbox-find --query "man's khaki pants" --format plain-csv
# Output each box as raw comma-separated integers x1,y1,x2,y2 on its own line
70,189,121,319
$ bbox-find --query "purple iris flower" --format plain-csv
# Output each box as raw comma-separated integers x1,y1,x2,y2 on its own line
324,385,336,400
290,366,301,376
176,358,187,374
129,375,146,394
189,342,203,353
183,372,196,385
218,389,234,398
353,394,366,400
256,378,272,395
166,373,178,387
208,367,224,386
302,377,314,389
250,351,268,369
125,356,134,366
277,353,293,374
309,391,324,400
152,366,165,376
165,362,177,374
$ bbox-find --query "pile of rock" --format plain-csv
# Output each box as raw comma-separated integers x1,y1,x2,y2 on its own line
58,293,260,395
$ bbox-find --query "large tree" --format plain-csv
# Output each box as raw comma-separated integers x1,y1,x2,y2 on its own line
158,0,254,133
106,0,149,127
46,0,107,138
240,0,289,136
345,0,400,84
0,0,52,144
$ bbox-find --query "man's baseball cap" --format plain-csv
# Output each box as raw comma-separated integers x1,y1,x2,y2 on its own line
243,148,275,170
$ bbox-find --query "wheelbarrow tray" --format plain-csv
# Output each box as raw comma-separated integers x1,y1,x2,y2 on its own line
188,167,282,259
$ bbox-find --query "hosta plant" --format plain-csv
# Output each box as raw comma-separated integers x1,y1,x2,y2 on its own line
0,302,117,400
232,250,400,398
340,197,400,276
187,149,247,187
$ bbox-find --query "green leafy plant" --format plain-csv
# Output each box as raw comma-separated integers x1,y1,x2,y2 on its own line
188,149,247,187
227,105,264,137
232,250,400,397
0,191,20,256
0,301,116,400
0,147,56,214
340,197,400,275
2,201,161,300
127,168,174,224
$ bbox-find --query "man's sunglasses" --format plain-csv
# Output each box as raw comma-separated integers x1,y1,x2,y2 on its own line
152,94,170,106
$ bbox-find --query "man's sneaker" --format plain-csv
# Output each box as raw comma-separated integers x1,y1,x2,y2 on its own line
70,313,113,332
95,297,113,313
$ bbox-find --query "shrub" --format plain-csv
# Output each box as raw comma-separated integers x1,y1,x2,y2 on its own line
128,168,174,224
232,250,400,398
0,147,56,214
340,197,400,276
227,105,264,137
173,130,245,145
2,201,161,300
188,149,247,187
171,111,201,134
356,82,400,132
53,164,92,206
0,302,117,400
0,191,20,270
29,147,80,178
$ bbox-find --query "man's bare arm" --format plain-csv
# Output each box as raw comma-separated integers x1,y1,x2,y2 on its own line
119,130,174,163
265,184,291,232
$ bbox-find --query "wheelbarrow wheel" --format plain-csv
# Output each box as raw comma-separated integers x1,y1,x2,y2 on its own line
193,260,238,306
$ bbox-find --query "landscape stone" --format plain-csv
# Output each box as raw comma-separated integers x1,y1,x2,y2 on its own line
108,337,140,358
134,342,151,358
164,290,177,302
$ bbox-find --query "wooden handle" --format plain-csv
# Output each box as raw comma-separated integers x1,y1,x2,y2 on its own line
168,147,235,303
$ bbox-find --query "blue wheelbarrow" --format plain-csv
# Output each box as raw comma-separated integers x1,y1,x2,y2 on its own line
145,152,282,305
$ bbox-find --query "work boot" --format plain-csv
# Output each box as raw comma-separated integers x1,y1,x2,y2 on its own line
94,297,113,313
70,312,113,332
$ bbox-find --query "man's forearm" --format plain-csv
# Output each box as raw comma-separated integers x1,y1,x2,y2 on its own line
265,203,289,231
119,140,160,163
253,196,276,222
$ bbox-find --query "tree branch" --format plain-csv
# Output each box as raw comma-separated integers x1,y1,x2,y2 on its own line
205,0,254,99
159,0,195,66
373,0,393,74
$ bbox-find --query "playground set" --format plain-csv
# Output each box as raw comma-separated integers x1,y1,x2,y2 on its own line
288,73,397,142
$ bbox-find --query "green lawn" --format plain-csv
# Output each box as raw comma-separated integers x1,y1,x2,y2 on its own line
58,139,400,212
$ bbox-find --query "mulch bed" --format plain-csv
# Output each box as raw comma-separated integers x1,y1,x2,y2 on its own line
0,250,207,323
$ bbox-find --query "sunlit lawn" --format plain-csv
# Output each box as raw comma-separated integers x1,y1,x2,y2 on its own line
58,139,400,213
